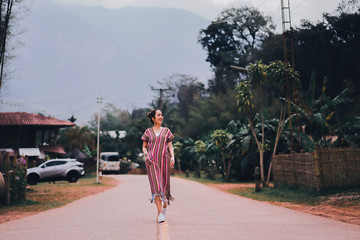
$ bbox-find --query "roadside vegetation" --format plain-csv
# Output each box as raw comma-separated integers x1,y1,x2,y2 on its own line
0,174,118,224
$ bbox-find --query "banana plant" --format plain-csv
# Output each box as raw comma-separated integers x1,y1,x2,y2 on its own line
211,129,232,181
194,140,207,178
297,70,352,147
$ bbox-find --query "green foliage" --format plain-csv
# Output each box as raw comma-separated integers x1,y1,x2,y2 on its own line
194,140,206,155
236,80,254,114
296,73,353,147
199,6,275,92
10,161,27,203
256,2,360,115
57,126,95,152
211,129,231,149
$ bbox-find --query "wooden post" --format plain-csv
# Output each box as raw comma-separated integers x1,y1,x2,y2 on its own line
313,149,321,192
254,166,261,192
13,154,17,170
0,152,3,171
4,152,10,206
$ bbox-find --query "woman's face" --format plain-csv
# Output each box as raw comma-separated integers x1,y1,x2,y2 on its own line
153,110,163,125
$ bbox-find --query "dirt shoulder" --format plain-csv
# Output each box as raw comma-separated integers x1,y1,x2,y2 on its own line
0,176,119,224
208,183,360,225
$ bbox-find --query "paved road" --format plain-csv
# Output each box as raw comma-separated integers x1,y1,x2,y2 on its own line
1,175,359,240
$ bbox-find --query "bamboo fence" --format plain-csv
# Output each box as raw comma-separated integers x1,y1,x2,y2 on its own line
272,148,360,191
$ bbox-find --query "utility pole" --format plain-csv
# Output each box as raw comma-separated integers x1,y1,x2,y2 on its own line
96,96,102,183
281,0,295,149
151,87,171,111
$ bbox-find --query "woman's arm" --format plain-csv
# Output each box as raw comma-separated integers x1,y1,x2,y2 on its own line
168,141,175,167
142,141,152,165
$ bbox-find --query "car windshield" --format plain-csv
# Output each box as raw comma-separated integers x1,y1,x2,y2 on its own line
107,156,119,162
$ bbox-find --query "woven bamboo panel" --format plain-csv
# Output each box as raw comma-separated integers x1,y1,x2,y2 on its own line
316,148,360,190
273,148,360,191
273,153,318,190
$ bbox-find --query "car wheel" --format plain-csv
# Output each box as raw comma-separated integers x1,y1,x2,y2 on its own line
27,174,39,185
67,171,79,183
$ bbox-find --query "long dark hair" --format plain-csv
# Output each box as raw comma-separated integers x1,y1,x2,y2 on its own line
147,109,160,125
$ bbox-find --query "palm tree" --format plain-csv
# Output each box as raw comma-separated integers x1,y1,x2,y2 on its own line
236,61,300,186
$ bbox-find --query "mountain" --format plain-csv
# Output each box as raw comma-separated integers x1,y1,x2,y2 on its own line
1,0,211,125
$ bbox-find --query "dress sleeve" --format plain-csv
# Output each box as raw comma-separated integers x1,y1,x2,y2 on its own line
166,129,174,143
141,129,149,142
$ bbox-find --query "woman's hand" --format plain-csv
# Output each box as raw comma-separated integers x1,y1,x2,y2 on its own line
144,153,153,165
145,158,153,165
170,157,175,167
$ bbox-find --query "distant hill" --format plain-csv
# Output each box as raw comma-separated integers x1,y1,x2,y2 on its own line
1,0,211,124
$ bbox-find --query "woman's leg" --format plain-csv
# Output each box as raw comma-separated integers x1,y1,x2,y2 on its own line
162,201,167,216
154,195,162,216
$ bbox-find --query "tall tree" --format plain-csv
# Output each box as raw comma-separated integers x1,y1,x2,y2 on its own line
89,103,131,131
57,126,95,152
0,0,22,94
199,6,275,93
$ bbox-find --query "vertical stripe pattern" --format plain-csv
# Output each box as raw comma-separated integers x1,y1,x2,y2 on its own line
142,127,174,204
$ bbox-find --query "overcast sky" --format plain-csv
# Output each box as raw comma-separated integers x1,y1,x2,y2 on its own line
53,0,343,31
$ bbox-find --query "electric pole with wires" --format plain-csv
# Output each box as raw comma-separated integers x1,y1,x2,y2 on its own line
151,87,172,111
281,0,296,149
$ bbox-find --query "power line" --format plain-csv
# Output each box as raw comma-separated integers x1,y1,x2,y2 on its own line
151,87,172,111
332,26,360,36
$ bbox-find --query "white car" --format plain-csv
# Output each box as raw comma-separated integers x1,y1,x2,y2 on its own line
27,159,85,185
100,152,121,174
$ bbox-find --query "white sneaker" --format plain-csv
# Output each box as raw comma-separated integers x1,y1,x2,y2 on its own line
158,213,165,223
162,207,167,217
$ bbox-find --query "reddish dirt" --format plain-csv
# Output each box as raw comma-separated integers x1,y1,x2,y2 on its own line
208,183,360,226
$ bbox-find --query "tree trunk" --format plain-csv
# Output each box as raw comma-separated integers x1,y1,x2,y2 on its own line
225,158,231,182
0,0,14,93
266,103,286,185
247,117,264,187
198,159,201,178
222,153,226,178
177,158,182,174
260,107,265,185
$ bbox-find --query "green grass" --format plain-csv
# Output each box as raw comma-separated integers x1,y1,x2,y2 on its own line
229,187,320,205
174,172,236,184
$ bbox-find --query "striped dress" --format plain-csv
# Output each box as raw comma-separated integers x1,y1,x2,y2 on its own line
141,127,174,204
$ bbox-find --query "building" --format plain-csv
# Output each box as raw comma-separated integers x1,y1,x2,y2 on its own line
0,112,75,164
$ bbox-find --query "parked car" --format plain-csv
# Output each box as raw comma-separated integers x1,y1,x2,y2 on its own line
27,159,85,185
100,152,121,174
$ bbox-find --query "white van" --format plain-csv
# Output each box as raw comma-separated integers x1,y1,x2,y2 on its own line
100,152,120,174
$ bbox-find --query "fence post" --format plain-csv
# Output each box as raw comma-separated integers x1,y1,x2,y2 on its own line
4,152,10,206
313,149,322,192
254,166,261,192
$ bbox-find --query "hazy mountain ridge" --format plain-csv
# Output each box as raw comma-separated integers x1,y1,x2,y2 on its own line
1,1,211,124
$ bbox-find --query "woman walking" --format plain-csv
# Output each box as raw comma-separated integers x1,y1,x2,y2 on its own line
142,109,175,223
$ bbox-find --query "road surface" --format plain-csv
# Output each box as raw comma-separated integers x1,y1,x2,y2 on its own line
0,175,359,240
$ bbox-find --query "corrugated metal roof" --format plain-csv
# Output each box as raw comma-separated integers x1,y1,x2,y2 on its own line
39,145,66,154
0,112,75,127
